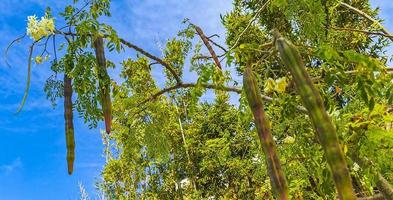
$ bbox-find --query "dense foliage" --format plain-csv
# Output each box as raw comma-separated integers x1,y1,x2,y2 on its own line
9,0,393,199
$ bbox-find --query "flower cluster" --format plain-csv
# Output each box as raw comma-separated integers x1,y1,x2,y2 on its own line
352,162,360,172
26,15,55,41
264,77,288,93
34,55,50,64
283,136,295,144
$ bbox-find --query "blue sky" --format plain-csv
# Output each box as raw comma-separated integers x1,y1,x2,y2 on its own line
0,0,391,199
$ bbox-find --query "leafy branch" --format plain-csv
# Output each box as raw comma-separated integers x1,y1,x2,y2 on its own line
339,2,393,41
57,30,183,84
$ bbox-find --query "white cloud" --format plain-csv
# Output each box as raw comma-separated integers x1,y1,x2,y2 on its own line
0,157,22,175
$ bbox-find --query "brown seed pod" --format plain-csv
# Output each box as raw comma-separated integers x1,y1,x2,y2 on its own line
64,73,75,175
243,64,288,200
93,37,112,134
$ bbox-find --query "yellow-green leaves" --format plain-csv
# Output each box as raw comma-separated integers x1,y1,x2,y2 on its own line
283,136,295,144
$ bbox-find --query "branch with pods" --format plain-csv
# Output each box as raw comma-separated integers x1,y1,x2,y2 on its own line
5,1,393,198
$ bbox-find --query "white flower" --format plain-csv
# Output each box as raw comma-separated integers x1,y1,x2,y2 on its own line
44,54,50,61
353,162,360,172
180,178,190,188
283,136,295,144
26,15,55,41
251,156,262,163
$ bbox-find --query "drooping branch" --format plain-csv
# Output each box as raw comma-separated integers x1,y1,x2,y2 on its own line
38,35,52,57
118,38,182,83
56,30,183,84
4,33,26,68
339,2,393,41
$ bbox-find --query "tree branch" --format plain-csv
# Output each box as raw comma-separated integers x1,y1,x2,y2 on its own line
137,82,308,114
56,30,183,84
339,2,393,41
228,0,271,52
138,83,241,106
331,26,393,41
118,38,183,83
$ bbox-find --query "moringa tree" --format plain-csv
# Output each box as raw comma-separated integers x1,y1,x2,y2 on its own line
7,0,393,199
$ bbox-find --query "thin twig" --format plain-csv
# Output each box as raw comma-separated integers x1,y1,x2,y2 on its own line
331,26,393,40
4,34,26,68
53,35,58,62
228,0,271,52
207,34,219,39
339,2,393,41
118,38,182,83
58,1,90,31
191,23,223,69
39,36,52,57
206,37,227,53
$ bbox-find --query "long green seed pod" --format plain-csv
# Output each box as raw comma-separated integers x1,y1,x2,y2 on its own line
93,37,112,134
16,45,34,114
273,30,356,200
64,73,75,175
243,64,289,200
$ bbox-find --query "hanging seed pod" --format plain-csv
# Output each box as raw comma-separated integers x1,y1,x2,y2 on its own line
93,36,112,134
64,73,75,175
16,45,34,114
273,30,356,200
193,24,222,70
243,64,289,200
